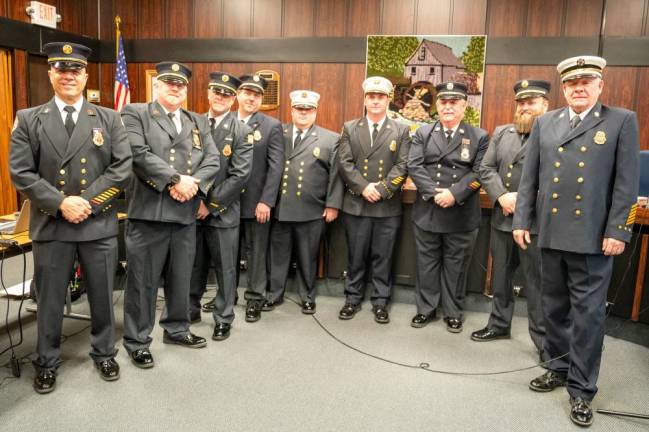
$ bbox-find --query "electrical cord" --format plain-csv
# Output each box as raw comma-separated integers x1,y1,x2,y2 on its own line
308,221,645,376
0,243,28,378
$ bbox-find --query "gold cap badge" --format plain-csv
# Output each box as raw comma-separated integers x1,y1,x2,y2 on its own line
171,63,180,72
577,58,585,67
222,75,229,82
521,80,529,88
253,75,260,82
62,44,73,54
446,83,453,90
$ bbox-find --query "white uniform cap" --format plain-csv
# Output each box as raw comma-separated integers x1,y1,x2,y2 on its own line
290,90,320,108
557,55,606,82
362,76,393,95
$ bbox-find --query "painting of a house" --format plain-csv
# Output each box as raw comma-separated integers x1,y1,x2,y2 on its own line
404,40,464,85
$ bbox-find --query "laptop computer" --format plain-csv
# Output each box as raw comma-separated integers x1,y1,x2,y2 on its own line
0,200,30,235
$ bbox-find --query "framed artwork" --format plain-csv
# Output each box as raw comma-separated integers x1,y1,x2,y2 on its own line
145,69,188,109
366,35,487,130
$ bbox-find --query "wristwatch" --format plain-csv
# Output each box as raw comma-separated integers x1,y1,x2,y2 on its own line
170,173,181,185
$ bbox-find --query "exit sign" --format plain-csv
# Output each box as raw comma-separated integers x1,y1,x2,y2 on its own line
29,1,57,29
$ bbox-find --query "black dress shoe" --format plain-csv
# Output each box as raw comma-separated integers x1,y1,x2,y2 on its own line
570,396,594,427
162,331,207,348
444,317,463,333
212,322,231,341
245,302,262,322
95,358,120,381
301,301,316,315
130,348,154,369
33,369,56,394
338,303,361,320
528,370,567,392
372,305,390,324
202,298,216,312
470,327,511,342
411,311,436,328
190,310,202,323
262,299,283,312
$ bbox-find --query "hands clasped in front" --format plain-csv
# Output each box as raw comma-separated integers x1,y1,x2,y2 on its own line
169,175,201,203
59,196,92,224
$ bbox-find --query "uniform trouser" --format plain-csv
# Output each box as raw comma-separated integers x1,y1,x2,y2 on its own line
268,219,325,304
123,220,195,353
413,226,479,318
240,218,270,306
189,224,239,324
343,213,401,306
32,237,118,371
540,248,612,401
487,228,546,353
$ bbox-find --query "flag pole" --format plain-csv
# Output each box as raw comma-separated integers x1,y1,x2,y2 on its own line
115,16,121,57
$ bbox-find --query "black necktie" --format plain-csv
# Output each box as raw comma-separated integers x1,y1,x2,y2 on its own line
371,123,379,146
64,105,75,137
209,117,216,131
570,115,581,129
293,129,303,149
168,112,180,134
445,129,453,144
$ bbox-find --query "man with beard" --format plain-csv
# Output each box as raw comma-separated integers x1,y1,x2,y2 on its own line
189,72,253,341
407,82,489,333
9,42,131,393
265,90,343,314
471,80,549,357
514,56,639,427
337,76,411,324
236,74,284,323
122,62,219,368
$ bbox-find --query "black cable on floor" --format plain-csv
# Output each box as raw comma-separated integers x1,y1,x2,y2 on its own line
0,244,28,364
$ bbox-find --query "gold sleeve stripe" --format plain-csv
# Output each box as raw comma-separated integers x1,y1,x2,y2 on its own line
210,202,220,208
626,204,638,225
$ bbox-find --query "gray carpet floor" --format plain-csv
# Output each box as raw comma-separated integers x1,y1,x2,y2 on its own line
0,255,648,431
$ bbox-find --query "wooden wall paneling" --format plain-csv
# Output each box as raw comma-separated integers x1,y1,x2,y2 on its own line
137,0,164,38
415,0,452,35
58,0,83,35
563,0,603,36
99,63,114,108
252,0,282,37
133,62,154,103
635,68,649,149
346,0,381,36
82,0,99,38
0,0,7,17
313,0,347,37
450,0,486,34
252,62,281,119
379,0,415,35
282,0,315,37
481,64,519,133
343,63,365,121
485,0,526,36
280,63,312,123
311,63,344,132
85,62,99,96
99,0,115,40
165,0,194,38
603,0,646,36
526,0,564,36
12,49,28,110
223,0,251,37
601,67,638,111
194,0,223,38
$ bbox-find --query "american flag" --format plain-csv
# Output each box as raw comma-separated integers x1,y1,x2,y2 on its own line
114,33,130,112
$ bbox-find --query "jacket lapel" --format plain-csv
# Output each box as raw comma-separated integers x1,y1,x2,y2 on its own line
39,99,68,158
558,102,604,147
510,129,527,164
290,126,317,159
151,101,177,139
438,122,465,160
210,115,232,151
354,118,372,159
428,122,446,158
282,124,294,157
366,119,396,159
61,100,94,166
174,109,193,145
